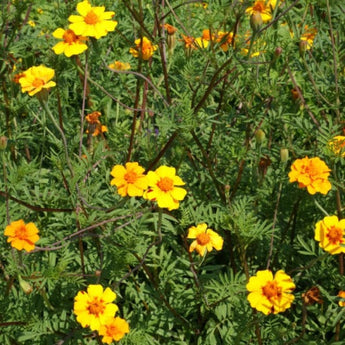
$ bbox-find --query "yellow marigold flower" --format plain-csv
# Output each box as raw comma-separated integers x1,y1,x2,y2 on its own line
74,284,118,331
246,270,295,315
216,31,234,51
52,28,88,57
4,219,39,252
328,136,345,157
300,25,317,50
129,36,158,60
108,60,131,71
338,291,345,307
68,0,117,39
143,166,187,210
288,156,331,195
85,111,108,137
110,162,148,197
98,317,130,344
19,65,56,96
187,223,223,256
245,1,273,23
28,20,36,27
314,215,345,255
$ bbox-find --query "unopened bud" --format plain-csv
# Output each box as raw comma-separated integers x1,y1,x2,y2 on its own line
0,136,8,150
255,129,266,144
250,12,263,32
280,148,289,163
224,184,231,192
95,269,102,277
167,34,176,54
299,40,308,57
18,275,33,295
274,47,282,57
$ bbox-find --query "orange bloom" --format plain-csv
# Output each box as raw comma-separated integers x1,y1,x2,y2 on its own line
162,23,177,35
85,111,108,137
338,291,345,307
129,36,158,60
4,219,39,252
98,317,130,343
245,1,273,23
288,156,331,195
300,25,317,50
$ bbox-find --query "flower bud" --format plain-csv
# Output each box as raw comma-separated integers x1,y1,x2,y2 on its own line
18,275,33,295
280,148,289,163
274,47,282,57
0,136,8,150
255,129,266,144
299,40,308,57
250,12,263,32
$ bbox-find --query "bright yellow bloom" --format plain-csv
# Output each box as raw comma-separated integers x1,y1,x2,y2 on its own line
68,0,117,39
143,166,187,210
187,223,223,256
288,156,331,195
314,215,345,255
247,270,295,315
328,136,345,157
74,284,118,331
19,65,56,96
28,20,36,27
52,28,88,57
4,219,39,252
300,25,317,50
110,162,148,197
129,36,158,60
245,1,273,23
338,291,345,307
98,317,130,343
85,111,108,137
108,61,131,71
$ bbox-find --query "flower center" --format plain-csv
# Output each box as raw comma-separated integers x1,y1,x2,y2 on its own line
157,177,174,192
84,10,99,25
15,225,28,240
87,297,105,317
196,232,210,246
327,226,343,244
32,78,44,88
253,1,266,12
124,171,138,184
262,281,281,300
63,29,78,44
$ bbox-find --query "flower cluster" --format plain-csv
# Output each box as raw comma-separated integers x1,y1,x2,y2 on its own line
246,270,295,315
187,223,223,256
52,0,117,57
288,156,332,195
4,219,40,252
74,284,129,343
110,163,187,210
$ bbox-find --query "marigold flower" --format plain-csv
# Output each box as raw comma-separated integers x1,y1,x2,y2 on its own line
246,270,295,315
129,36,158,60
74,284,118,331
302,286,323,306
28,20,36,27
4,219,39,252
52,28,88,57
19,65,56,96
110,162,148,197
328,136,345,157
187,223,223,256
314,215,345,255
338,291,345,307
13,72,26,84
245,1,273,23
108,61,131,71
98,316,130,344
162,23,178,35
300,25,317,50
85,111,108,137
68,0,117,39
143,166,187,210
202,30,233,51
288,156,331,195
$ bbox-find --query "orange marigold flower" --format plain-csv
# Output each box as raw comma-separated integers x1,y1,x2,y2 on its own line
129,36,158,60
328,136,345,157
288,156,331,195
74,284,118,331
314,215,345,255
302,286,323,306
19,65,56,96
4,219,39,252
85,111,107,137
143,166,187,210
300,25,317,50
187,223,223,256
110,162,148,197
68,0,117,39
338,291,345,307
52,28,88,57
98,316,130,343
162,23,178,35
245,1,273,23
108,60,131,71
246,270,295,315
